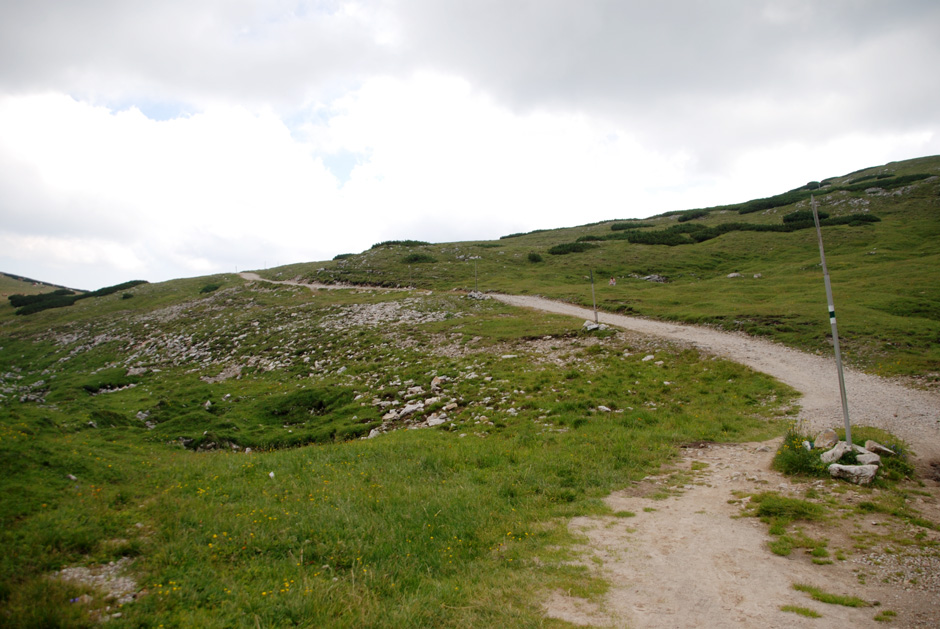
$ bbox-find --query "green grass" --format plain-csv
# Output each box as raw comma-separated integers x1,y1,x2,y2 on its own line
275,155,940,381
781,604,822,618
792,583,869,607
0,275,795,626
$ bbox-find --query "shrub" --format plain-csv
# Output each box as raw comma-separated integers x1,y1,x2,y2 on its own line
527,252,543,263
625,231,690,246
402,253,436,264
371,240,431,249
576,235,604,242
783,209,829,224
12,294,79,315
548,242,597,255
122,293,134,300
82,280,148,298
677,210,709,223
610,222,655,231
333,253,356,260
200,283,222,294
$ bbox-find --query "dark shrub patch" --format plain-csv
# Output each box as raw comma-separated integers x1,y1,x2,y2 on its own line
402,253,436,264
784,209,829,224
548,242,598,255
371,240,431,249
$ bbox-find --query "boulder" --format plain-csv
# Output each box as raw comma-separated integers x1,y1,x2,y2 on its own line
820,441,851,464
856,452,881,466
828,464,878,485
398,402,423,419
582,321,600,331
727,272,743,278
814,429,839,450
864,440,896,456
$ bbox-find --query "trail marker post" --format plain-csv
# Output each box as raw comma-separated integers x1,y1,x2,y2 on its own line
812,195,852,445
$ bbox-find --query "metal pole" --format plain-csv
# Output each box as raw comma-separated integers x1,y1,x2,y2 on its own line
812,196,852,445
474,260,478,292
590,269,598,323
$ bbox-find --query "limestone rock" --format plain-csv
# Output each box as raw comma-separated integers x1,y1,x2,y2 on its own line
820,441,852,464
814,429,839,450
828,464,878,485
856,452,881,466
864,440,896,456
427,415,447,427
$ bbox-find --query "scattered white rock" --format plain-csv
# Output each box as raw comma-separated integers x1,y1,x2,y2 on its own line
815,429,839,449
821,441,852,464
829,463,878,485
865,440,896,456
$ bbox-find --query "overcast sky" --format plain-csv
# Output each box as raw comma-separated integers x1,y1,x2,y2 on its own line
2,1,938,289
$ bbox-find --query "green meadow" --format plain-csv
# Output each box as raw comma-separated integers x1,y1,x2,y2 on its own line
1,155,937,626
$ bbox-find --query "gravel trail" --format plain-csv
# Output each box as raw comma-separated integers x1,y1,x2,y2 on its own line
492,294,940,464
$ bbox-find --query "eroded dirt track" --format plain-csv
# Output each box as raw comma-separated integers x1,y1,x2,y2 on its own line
492,294,940,464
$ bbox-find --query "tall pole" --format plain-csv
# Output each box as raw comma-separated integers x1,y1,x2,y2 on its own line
590,269,598,323
812,196,852,445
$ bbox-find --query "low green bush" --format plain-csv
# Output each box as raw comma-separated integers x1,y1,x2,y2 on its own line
783,209,829,224
199,283,222,294
677,210,709,223
402,253,436,264
371,240,431,249
527,252,543,263
548,242,598,255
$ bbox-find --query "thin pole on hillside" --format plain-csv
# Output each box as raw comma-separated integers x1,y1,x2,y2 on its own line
590,269,598,323
812,195,852,445
474,260,478,292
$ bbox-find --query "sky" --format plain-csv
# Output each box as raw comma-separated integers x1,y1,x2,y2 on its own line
1,1,939,290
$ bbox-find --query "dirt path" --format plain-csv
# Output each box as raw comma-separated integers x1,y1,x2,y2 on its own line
546,442,939,628
489,294,940,628
492,294,940,465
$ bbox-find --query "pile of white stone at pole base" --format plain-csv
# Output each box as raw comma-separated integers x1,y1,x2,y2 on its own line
804,429,897,486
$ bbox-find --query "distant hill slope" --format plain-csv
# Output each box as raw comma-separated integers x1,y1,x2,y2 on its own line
257,155,940,383
0,272,76,298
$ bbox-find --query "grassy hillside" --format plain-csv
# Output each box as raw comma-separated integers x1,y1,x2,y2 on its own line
0,155,936,626
1,273,796,626
265,155,940,384
0,273,77,301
